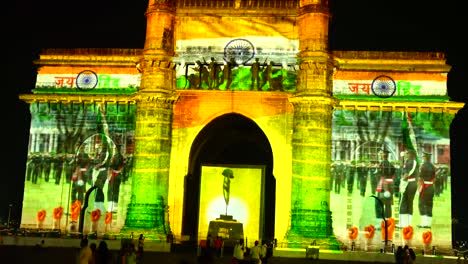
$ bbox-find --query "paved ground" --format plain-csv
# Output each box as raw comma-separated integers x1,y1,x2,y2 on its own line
0,244,376,264
1,243,464,264
1,235,464,264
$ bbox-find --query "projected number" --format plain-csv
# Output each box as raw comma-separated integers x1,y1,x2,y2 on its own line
224,38,255,65
371,75,396,98
76,70,98,91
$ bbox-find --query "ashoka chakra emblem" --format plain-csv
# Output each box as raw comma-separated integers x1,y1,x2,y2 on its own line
371,75,396,98
76,70,98,91
224,38,255,65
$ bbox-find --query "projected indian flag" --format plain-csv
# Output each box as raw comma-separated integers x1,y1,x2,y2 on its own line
173,16,299,91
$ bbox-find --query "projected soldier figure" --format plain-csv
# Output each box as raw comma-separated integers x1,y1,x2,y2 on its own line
250,58,261,91
222,169,234,215
195,60,209,89
204,57,219,89
221,58,236,90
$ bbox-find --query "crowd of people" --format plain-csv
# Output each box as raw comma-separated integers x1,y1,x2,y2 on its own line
197,235,273,264
78,234,144,264
231,238,272,264
394,245,417,264
80,233,276,264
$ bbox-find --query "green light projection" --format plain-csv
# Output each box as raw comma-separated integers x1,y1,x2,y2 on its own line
21,102,136,232
175,62,297,91
287,100,339,249
122,100,173,239
330,109,454,248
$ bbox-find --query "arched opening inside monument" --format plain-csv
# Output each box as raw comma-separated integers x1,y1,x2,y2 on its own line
182,113,275,244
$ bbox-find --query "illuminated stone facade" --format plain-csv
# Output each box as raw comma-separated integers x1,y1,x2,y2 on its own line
19,0,464,250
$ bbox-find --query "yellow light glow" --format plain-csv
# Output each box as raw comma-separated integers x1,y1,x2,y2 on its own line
206,195,249,225
199,165,262,241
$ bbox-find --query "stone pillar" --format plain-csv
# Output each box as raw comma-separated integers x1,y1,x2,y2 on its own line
121,0,177,241
286,0,339,249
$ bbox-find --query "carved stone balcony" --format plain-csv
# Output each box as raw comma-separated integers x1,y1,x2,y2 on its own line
176,0,298,9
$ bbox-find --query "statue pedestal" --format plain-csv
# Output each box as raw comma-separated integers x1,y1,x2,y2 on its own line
208,215,244,247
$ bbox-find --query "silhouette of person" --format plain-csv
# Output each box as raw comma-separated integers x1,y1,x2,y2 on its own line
222,58,236,90
30,153,43,184
357,161,369,197
79,236,93,264
334,161,345,194
375,149,395,225
250,58,261,90
214,236,223,258
42,153,52,182
93,144,110,213
204,57,219,89
53,153,65,185
72,145,90,203
138,233,145,262
64,154,75,184
418,151,436,228
96,240,111,264
369,160,379,195
26,153,33,182
408,248,416,263
125,243,137,264
195,60,209,89
107,145,124,213
233,238,246,263
346,161,356,194
90,242,97,263
261,61,274,90
395,245,404,264
399,149,418,228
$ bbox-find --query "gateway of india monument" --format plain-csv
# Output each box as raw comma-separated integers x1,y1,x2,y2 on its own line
18,0,464,253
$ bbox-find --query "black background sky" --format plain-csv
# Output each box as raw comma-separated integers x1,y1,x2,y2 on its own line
4,0,468,241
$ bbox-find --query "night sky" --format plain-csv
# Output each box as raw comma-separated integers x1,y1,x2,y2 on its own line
4,0,468,241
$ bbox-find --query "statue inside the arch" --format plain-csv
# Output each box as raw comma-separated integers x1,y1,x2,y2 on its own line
222,168,234,215
207,168,244,248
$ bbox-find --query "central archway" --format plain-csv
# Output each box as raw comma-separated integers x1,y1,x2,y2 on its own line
182,113,275,243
